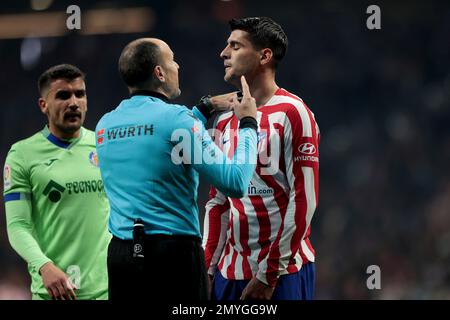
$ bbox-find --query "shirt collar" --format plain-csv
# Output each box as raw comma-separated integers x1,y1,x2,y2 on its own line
130,90,169,103
41,125,83,149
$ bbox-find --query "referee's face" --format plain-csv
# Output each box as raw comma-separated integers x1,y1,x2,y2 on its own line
39,77,87,139
221,30,260,87
159,42,181,99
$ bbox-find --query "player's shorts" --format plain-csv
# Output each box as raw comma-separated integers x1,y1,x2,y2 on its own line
211,262,315,300
32,289,108,300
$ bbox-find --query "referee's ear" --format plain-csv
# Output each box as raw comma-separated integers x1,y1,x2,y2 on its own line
154,65,165,83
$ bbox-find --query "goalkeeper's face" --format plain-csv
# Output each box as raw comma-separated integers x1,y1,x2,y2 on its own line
39,77,87,139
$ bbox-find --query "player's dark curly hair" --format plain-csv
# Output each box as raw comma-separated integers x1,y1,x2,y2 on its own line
118,40,161,88
229,17,288,69
38,64,85,96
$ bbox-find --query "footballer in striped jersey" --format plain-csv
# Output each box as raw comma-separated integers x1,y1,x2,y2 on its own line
203,17,319,300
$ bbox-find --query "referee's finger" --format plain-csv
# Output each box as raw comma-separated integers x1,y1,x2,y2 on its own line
240,76,251,98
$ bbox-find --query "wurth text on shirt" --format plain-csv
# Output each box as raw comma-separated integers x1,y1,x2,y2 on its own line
96,124,154,145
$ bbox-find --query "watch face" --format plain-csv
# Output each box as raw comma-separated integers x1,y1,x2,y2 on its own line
201,96,213,108
197,95,214,115
201,95,212,103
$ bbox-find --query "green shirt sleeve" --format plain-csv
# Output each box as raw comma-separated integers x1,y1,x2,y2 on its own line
5,200,52,272
4,146,52,273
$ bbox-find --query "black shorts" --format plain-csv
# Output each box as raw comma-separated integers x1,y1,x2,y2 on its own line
107,234,208,301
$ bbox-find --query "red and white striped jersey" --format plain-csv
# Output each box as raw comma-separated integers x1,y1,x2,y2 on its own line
202,88,320,287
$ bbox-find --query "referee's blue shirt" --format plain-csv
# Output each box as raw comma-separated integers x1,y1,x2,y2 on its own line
96,93,257,240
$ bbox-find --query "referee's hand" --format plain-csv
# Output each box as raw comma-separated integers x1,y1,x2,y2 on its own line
209,92,237,112
40,262,77,300
232,76,257,120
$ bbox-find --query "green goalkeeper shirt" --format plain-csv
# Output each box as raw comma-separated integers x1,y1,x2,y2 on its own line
3,126,111,299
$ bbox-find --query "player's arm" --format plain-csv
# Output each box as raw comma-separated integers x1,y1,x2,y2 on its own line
173,113,256,198
202,186,230,298
192,92,237,124
3,149,76,300
202,114,232,275
202,186,230,276
255,104,320,290
173,76,258,198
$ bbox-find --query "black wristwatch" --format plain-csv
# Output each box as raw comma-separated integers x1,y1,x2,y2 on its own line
197,95,215,118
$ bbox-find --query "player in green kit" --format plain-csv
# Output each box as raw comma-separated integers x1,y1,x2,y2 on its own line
3,64,110,300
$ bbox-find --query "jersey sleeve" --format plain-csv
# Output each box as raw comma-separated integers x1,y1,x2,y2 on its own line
170,108,257,198
3,147,31,197
256,104,320,287
192,106,208,125
3,147,52,273
202,186,230,275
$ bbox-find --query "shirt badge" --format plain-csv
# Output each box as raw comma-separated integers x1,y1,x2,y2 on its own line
3,164,11,190
89,151,99,167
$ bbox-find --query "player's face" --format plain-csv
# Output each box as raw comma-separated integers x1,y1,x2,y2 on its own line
39,77,87,139
159,42,181,99
220,30,261,87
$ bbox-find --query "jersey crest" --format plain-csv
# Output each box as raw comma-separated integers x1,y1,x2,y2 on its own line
89,151,99,167
3,164,11,190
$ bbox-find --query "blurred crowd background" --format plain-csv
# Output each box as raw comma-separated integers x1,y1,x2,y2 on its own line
0,0,449,299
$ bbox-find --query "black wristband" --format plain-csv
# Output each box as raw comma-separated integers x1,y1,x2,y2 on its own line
239,116,258,131
196,95,214,120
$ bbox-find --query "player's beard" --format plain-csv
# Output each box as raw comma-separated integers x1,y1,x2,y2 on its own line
224,64,249,88
52,112,85,137
225,72,242,89
224,67,239,86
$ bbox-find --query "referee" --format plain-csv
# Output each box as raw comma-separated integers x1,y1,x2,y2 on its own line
95,38,258,300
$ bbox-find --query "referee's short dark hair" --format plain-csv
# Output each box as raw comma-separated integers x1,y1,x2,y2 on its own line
118,40,161,88
229,17,288,69
38,64,85,96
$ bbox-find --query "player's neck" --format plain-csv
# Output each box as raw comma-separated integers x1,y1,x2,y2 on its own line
248,75,279,108
48,124,80,140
